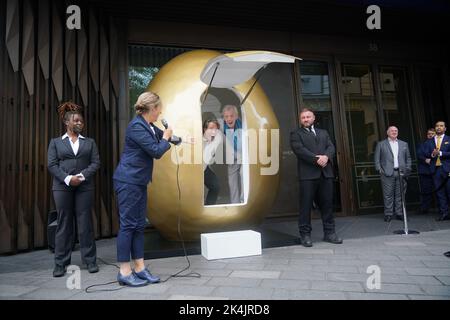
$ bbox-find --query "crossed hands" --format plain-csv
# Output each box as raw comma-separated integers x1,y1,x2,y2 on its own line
432,148,440,158
316,155,329,168
69,175,83,186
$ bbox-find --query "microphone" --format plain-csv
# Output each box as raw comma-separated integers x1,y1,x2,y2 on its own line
161,118,182,145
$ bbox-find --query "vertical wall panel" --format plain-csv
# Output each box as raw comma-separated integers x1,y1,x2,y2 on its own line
0,0,126,253
51,1,63,102
0,0,12,253
77,27,88,106
38,0,50,80
5,0,20,72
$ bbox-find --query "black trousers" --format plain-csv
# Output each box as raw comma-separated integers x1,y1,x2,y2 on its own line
298,175,335,235
419,174,434,211
53,189,96,266
204,167,220,205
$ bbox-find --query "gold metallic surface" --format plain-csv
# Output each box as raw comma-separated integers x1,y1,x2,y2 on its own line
147,49,281,241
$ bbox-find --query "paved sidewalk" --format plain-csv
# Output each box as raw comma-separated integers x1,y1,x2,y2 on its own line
1,214,450,300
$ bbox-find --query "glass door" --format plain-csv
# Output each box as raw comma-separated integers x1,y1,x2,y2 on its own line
298,61,342,212
341,63,420,214
379,66,420,205
342,64,384,213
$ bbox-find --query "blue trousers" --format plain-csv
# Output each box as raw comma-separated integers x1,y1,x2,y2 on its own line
432,167,450,217
114,180,147,262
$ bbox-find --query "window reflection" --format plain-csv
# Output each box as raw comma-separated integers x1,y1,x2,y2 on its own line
343,64,382,209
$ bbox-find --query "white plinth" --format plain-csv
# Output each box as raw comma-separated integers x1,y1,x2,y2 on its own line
201,230,262,260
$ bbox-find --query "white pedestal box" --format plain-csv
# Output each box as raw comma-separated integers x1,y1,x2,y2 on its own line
200,230,262,260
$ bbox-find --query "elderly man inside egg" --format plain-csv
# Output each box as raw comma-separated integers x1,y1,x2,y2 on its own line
144,49,300,241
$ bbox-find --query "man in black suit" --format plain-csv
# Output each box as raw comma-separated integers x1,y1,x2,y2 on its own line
416,128,435,214
290,108,342,247
48,102,100,277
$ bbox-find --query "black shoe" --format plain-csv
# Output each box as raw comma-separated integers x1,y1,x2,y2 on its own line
395,215,404,221
299,234,312,247
87,263,99,273
384,215,392,222
323,233,343,244
436,215,450,221
53,264,66,277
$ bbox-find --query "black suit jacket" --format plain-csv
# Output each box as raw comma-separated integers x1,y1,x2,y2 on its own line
290,127,336,180
47,135,101,191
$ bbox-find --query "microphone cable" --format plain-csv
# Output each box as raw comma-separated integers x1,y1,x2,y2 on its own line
159,144,201,282
85,143,200,293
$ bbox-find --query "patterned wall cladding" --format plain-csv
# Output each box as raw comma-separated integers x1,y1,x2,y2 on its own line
5,0,20,72
0,0,125,253
38,0,50,79
22,0,35,95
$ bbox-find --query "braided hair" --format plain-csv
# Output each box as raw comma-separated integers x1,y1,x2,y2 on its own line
57,101,83,124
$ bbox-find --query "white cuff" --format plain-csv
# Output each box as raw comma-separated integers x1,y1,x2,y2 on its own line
64,175,73,186
77,173,86,181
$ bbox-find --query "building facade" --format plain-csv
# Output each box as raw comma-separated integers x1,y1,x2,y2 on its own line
1,0,449,253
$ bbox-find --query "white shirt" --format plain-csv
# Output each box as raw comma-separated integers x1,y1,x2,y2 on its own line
433,135,444,157
304,125,316,136
388,138,399,168
203,130,223,171
149,124,156,136
62,133,86,186
62,133,84,155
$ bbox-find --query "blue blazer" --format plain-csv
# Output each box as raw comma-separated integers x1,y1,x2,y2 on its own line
416,140,433,175
425,134,450,176
113,115,170,186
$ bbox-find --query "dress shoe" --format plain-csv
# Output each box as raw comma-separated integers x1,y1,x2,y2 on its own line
323,233,343,244
436,215,450,221
87,263,99,273
134,268,160,284
53,264,66,277
384,215,392,222
299,234,313,247
117,272,148,287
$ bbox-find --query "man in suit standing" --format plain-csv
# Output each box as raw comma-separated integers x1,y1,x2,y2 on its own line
416,128,436,214
425,121,450,221
48,102,100,277
290,108,342,247
374,126,412,222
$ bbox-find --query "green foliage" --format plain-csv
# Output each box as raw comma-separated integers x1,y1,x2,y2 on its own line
128,66,159,116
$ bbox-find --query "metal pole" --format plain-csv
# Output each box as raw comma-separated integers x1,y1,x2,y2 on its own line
399,170,408,234
393,170,420,235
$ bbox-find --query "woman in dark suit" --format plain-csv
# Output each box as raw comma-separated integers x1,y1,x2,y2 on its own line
47,102,100,277
113,92,173,287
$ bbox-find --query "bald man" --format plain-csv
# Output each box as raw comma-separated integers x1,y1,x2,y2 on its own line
374,126,412,222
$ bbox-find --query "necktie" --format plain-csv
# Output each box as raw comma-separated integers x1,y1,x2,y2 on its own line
436,136,442,166
309,128,316,136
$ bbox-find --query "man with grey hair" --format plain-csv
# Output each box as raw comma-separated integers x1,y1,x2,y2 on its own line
375,126,412,222
220,104,243,203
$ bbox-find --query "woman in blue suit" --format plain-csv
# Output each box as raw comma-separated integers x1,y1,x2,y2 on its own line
113,92,173,287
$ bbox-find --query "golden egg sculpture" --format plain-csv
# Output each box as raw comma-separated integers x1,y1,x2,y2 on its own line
147,49,299,241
